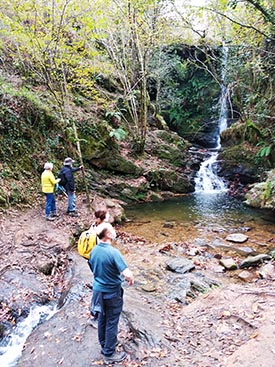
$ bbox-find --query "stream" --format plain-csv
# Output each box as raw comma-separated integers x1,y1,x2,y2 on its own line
0,304,58,367
1,194,275,367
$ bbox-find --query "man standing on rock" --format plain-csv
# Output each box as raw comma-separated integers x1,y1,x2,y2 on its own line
88,226,134,364
58,157,83,217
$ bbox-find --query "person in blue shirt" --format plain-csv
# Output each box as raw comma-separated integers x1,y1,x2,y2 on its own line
89,226,134,364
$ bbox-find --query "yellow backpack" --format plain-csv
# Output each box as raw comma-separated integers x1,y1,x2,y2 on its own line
77,225,97,259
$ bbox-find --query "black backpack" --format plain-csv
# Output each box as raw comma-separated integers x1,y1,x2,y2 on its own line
58,170,67,187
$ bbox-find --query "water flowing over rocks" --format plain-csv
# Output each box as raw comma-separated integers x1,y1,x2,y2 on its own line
1,196,275,367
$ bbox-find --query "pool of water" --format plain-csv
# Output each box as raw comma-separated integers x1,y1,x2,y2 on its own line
122,193,275,246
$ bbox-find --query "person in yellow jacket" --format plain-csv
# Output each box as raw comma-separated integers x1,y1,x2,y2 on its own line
41,162,61,221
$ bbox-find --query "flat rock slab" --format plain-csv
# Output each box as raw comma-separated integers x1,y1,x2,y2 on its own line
226,233,249,243
166,257,195,274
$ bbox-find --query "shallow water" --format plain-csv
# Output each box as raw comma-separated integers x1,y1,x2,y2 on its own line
122,193,275,249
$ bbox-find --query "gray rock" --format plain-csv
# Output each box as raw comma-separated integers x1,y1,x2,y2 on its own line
258,263,275,279
219,258,238,270
239,254,272,268
166,257,195,274
226,233,248,243
238,270,254,282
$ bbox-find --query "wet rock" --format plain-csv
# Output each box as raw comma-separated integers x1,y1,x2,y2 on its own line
219,258,238,270
193,238,211,248
258,263,275,279
244,169,275,210
226,233,248,243
163,221,174,228
141,282,157,292
238,270,254,282
167,275,190,303
37,261,55,276
188,273,220,293
236,247,255,256
166,257,195,274
239,254,272,268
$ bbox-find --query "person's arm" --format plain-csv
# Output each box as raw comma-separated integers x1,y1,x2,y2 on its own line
122,268,134,286
49,172,60,185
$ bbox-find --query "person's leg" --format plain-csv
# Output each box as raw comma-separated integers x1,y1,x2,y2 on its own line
50,194,57,215
101,289,123,357
45,194,54,221
98,309,106,349
67,191,76,212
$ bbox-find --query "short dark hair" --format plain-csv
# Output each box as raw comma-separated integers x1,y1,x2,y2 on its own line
95,210,107,222
98,228,108,240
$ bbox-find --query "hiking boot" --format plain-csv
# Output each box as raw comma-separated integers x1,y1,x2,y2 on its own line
68,211,78,217
51,212,60,217
46,216,55,221
103,351,126,364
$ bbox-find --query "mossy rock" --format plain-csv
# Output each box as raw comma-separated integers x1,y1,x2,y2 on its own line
79,121,119,160
145,168,193,193
90,155,142,176
219,142,260,184
145,130,191,166
245,169,275,209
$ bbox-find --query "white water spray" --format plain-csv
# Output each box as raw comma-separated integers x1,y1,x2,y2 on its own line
0,304,57,367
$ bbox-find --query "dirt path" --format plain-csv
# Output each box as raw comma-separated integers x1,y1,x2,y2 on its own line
1,197,275,367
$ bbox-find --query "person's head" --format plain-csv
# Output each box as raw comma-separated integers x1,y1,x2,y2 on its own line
94,209,109,223
98,222,116,241
63,157,75,166
98,227,112,242
44,162,53,170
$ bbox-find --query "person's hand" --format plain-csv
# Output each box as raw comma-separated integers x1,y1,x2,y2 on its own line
122,268,134,286
56,178,61,183
79,165,84,170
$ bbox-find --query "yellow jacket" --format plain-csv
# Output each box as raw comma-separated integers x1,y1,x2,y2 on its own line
41,170,59,193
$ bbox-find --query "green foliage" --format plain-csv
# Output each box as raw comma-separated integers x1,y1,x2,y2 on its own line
148,46,220,138
109,127,127,141
264,180,272,201
257,145,272,158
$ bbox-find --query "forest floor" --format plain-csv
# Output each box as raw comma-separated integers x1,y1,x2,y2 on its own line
1,194,275,367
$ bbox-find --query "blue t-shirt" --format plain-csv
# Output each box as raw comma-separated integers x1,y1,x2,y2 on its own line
89,242,128,292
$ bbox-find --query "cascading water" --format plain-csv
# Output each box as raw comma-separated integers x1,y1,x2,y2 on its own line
194,45,228,193
0,304,57,367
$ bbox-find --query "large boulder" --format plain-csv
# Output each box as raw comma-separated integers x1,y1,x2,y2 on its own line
244,169,275,210
145,130,191,167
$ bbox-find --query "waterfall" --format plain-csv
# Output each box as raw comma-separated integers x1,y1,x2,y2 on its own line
194,45,228,193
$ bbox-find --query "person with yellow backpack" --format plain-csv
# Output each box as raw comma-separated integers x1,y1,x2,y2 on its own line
41,162,61,221
77,209,116,259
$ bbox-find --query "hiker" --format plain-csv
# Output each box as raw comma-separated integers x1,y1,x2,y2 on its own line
41,162,61,221
88,227,134,364
58,157,83,217
93,209,116,238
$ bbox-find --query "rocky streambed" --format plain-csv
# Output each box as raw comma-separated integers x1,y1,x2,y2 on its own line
1,194,275,367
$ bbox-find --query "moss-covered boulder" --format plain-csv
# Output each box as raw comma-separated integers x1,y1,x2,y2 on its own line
218,142,259,184
244,169,275,210
90,155,142,176
145,168,194,193
145,130,191,167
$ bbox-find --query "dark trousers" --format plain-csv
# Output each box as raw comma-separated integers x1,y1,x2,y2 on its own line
98,289,124,356
45,193,56,217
